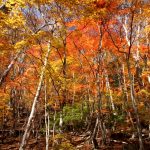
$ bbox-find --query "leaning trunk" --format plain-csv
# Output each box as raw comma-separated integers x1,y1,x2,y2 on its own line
0,50,24,86
19,42,51,150
126,59,144,150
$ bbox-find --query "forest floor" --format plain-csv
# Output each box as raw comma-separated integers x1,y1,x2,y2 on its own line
0,131,150,150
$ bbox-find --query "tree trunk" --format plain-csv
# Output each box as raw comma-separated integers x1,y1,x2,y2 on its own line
52,108,57,147
19,42,51,150
59,111,63,132
45,80,50,150
0,50,24,86
94,24,106,146
121,64,135,134
126,60,144,150
123,13,144,149
105,72,115,112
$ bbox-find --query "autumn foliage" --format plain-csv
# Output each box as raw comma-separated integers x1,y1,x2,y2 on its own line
0,0,150,149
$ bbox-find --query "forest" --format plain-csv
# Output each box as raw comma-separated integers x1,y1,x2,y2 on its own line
0,0,150,150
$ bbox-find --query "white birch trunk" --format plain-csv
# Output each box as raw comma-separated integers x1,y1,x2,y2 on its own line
59,112,63,132
0,50,23,86
19,42,51,150
52,108,56,147
122,15,130,47
45,80,50,150
123,14,144,150
105,73,115,112
72,72,75,105
122,64,129,101
122,64,135,137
